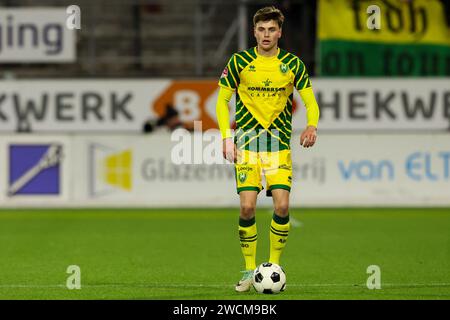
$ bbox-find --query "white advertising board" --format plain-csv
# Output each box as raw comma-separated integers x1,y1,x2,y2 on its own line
0,80,170,132
0,133,448,207
68,132,450,207
0,79,448,132
0,9,76,62
290,133,450,206
71,133,237,207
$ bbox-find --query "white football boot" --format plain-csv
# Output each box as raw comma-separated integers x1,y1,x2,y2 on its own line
235,270,254,292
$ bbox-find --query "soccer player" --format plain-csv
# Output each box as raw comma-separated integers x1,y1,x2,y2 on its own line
215,6,320,292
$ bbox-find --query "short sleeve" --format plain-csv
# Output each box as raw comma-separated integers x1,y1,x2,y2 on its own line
218,54,240,90
294,58,312,91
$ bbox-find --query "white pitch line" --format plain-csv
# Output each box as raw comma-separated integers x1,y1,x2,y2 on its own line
1,283,449,289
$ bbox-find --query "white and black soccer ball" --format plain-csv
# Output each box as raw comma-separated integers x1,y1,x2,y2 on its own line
252,262,286,294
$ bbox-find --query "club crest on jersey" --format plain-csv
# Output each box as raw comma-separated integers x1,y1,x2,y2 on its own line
238,172,247,183
221,67,228,78
280,63,288,74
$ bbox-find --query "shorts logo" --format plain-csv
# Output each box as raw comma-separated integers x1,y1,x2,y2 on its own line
280,63,288,74
8,144,63,196
238,172,247,183
278,164,292,170
238,166,253,172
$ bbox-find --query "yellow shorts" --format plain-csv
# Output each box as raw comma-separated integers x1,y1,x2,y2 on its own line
235,149,292,197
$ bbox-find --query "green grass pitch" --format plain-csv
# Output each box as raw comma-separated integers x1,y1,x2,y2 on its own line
0,208,449,300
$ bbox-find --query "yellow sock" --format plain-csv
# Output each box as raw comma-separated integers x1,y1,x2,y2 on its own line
238,217,257,270
269,213,290,265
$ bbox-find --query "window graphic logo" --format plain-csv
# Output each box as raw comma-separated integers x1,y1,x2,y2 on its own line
8,144,63,196
90,144,132,197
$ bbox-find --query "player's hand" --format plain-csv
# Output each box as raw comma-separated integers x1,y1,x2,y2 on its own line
300,126,317,148
222,138,236,163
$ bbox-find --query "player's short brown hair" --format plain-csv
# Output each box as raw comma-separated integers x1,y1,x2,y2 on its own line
253,6,284,28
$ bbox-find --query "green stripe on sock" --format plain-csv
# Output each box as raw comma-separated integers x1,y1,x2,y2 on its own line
273,213,289,225
270,226,288,234
240,234,257,240
239,217,255,227
270,228,288,237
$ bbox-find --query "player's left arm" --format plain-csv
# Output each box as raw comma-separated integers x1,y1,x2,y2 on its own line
298,87,319,148
293,58,320,148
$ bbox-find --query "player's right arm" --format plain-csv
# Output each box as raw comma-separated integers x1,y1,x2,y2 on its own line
216,86,236,163
216,55,240,162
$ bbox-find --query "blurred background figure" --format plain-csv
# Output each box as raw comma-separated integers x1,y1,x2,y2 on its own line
143,103,194,133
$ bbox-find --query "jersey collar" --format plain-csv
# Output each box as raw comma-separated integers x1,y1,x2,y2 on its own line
254,46,280,60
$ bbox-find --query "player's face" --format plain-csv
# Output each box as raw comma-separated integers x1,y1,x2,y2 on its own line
254,20,282,52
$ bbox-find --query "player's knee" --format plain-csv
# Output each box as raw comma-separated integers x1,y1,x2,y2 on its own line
274,203,289,217
240,203,256,218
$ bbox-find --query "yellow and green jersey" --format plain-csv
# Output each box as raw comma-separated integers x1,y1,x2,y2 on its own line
218,47,311,152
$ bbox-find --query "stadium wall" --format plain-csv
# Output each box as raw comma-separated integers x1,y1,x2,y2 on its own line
0,133,449,208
